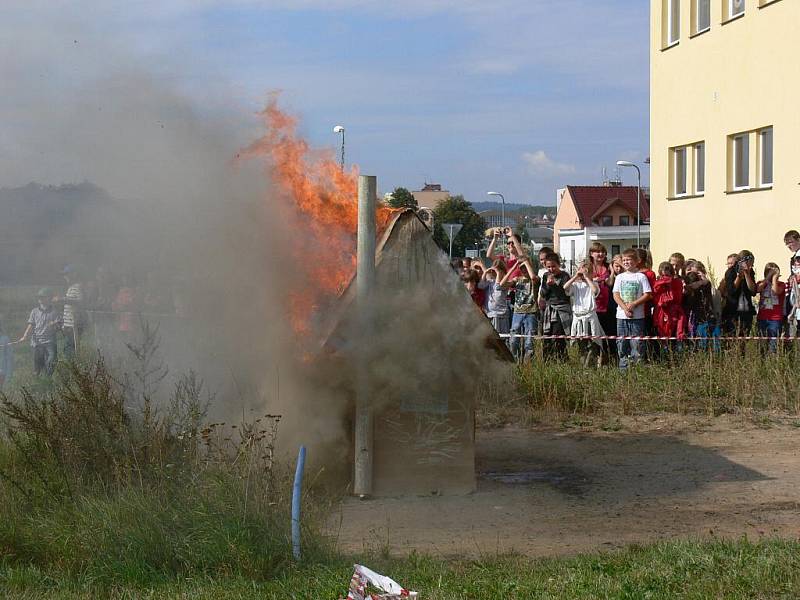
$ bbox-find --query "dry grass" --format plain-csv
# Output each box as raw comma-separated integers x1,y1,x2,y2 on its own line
479,342,800,428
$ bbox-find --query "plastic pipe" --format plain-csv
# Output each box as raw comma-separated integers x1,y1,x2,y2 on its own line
291,445,306,560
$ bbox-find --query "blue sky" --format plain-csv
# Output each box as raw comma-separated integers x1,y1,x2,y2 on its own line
0,1,649,206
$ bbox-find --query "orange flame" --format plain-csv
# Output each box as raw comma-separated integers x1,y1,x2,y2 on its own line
240,96,393,333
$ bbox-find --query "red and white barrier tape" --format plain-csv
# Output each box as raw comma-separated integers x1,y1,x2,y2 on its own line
499,333,799,341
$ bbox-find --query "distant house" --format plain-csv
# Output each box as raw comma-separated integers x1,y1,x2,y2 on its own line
412,183,450,210
553,185,650,271
479,210,517,230
525,226,554,253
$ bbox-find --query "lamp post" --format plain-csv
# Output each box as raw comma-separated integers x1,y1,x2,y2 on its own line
616,161,642,248
487,191,506,255
333,125,345,172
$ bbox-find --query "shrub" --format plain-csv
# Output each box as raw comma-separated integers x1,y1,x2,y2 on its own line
0,327,327,585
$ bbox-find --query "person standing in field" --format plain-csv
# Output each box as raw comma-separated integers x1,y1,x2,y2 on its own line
500,255,539,362
589,243,615,363
462,269,486,311
538,252,571,361
112,273,140,341
784,230,800,267
786,255,800,344
485,228,526,278
478,261,510,337
652,262,686,356
57,265,85,359
564,259,603,368
612,249,653,371
756,262,786,354
669,252,686,280
717,253,740,315
683,261,720,351
721,250,757,337
18,288,61,376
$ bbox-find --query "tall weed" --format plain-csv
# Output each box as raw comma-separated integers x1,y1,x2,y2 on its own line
0,325,328,584
484,343,800,425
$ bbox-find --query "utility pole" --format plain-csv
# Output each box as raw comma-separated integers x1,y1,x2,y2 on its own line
354,174,376,497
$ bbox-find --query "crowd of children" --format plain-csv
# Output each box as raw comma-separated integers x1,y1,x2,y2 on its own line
459,229,800,369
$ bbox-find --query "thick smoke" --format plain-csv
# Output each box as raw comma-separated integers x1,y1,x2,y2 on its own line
0,10,299,426
0,7,511,486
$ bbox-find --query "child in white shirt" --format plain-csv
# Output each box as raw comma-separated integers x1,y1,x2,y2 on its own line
564,260,604,368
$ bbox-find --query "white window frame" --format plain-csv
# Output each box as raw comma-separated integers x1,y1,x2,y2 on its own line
733,134,750,191
674,146,688,197
729,0,745,19
694,142,705,194
667,0,680,45
760,127,773,188
695,0,711,33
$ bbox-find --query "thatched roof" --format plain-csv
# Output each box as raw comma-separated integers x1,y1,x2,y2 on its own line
321,208,512,361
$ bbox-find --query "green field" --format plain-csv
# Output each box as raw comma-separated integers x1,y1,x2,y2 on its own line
1,330,799,598
1,539,798,599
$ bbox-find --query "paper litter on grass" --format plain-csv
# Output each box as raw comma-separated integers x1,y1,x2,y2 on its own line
346,564,418,599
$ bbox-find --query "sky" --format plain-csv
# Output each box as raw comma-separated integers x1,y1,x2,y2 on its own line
0,1,649,206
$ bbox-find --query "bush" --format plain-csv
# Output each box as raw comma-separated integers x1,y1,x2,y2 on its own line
0,329,328,586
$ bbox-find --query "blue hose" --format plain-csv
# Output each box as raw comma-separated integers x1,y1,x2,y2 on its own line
291,445,306,560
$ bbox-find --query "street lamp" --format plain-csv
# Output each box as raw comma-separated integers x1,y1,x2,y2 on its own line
616,161,642,248
333,125,345,172
487,191,507,256
486,191,506,228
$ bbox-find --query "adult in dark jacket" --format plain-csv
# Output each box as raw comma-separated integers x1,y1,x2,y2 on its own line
721,250,757,336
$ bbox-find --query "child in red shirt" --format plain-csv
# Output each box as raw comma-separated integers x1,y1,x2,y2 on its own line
462,269,486,312
636,248,658,358
652,262,686,354
756,262,785,354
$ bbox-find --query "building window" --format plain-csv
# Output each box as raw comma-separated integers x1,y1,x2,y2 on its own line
728,0,745,19
619,215,630,226
600,215,613,227
733,134,750,190
760,127,773,187
667,0,680,44
695,0,711,33
674,146,688,196
611,244,621,256
694,143,705,194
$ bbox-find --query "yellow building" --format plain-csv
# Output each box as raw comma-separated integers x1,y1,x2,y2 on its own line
650,0,799,277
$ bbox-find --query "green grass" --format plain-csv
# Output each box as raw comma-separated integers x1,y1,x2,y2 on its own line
2,319,799,598
0,538,797,598
479,344,800,428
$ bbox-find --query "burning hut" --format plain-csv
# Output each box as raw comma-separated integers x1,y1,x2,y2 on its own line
323,200,511,496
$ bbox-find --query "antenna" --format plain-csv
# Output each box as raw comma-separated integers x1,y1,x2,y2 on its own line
602,166,608,185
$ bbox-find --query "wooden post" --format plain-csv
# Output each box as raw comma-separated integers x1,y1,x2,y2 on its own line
354,175,376,497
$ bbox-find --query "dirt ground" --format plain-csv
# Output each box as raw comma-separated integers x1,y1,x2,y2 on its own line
329,414,800,557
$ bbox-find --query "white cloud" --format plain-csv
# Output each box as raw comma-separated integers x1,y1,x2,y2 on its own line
522,151,576,177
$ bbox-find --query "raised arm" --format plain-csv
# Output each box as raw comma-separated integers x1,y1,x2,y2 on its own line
498,267,516,289
563,272,581,293
486,229,500,260
771,272,781,294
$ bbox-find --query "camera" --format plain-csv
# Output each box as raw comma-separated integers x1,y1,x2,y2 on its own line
737,254,754,271
484,226,514,238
